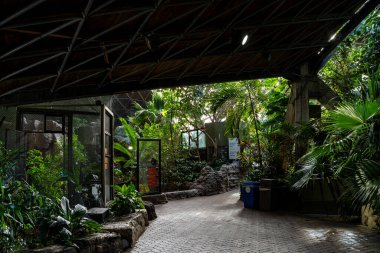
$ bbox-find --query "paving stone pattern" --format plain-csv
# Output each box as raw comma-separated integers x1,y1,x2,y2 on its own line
129,190,380,253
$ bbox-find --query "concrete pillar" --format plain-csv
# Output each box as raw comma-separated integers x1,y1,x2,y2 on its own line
285,64,340,161
294,63,310,160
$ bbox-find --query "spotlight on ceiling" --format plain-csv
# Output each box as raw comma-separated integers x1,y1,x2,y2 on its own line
241,34,249,46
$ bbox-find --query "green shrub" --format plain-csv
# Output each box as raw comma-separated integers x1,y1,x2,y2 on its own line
110,184,144,216
26,149,65,199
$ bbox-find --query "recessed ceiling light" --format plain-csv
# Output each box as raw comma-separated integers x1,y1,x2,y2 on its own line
242,34,248,45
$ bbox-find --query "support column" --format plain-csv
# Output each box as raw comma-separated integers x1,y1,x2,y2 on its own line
294,63,309,160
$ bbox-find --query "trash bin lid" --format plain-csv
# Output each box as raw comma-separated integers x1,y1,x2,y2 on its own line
242,182,254,187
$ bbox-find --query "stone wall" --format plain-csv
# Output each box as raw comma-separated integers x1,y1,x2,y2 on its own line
190,162,240,196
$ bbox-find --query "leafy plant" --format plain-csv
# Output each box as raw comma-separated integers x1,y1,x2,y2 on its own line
38,197,101,247
114,118,138,168
26,149,65,199
110,184,144,216
0,179,37,252
246,168,263,182
0,143,36,252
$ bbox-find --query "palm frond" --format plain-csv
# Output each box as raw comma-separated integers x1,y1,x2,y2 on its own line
114,143,132,157
292,158,318,189
344,159,380,212
209,86,241,113
325,101,379,133
152,92,165,111
119,118,137,148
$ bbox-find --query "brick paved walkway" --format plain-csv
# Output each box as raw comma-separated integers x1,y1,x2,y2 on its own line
130,190,380,253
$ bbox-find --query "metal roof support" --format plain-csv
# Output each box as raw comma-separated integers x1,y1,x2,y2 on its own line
98,0,165,88
51,0,94,93
117,36,177,66
110,64,155,84
65,44,125,72
89,0,118,16
0,75,56,99
56,71,106,92
318,0,380,68
139,3,210,83
75,10,151,49
0,52,65,82
58,37,177,89
0,0,47,27
177,1,255,80
282,24,334,72
0,19,79,60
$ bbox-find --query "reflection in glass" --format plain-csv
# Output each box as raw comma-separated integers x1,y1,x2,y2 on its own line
46,115,63,132
138,140,160,194
73,114,102,207
22,114,44,132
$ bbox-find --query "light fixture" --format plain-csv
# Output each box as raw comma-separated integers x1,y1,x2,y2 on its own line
128,146,133,150
329,34,336,42
317,47,325,55
241,34,249,45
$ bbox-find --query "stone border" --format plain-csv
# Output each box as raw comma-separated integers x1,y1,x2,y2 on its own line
164,189,199,200
18,210,149,253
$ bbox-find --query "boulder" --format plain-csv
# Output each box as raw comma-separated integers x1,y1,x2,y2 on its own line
101,210,148,247
190,162,240,196
164,189,199,200
87,208,111,223
74,232,124,253
142,193,168,204
143,201,157,220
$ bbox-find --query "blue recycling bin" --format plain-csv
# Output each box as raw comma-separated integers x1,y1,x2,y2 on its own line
242,182,254,208
242,181,260,209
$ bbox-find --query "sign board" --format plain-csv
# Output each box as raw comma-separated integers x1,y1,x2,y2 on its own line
228,138,240,160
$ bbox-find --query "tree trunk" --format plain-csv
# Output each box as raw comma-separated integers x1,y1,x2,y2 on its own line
246,84,263,169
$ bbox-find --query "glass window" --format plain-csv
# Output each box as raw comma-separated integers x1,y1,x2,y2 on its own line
190,130,197,148
46,115,63,132
138,140,160,194
105,114,111,133
198,131,206,148
182,132,189,147
22,114,44,132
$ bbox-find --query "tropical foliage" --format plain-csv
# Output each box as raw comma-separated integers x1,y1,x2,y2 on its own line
293,66,380,213
0,143,101,252
110,184,144,216
293,8,380,214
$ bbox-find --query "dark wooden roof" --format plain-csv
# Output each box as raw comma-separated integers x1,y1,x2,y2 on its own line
0,0,379,105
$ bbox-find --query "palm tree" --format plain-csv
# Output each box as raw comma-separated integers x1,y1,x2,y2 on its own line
210,80,263,168
130,92,165,126
293,66,380,212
